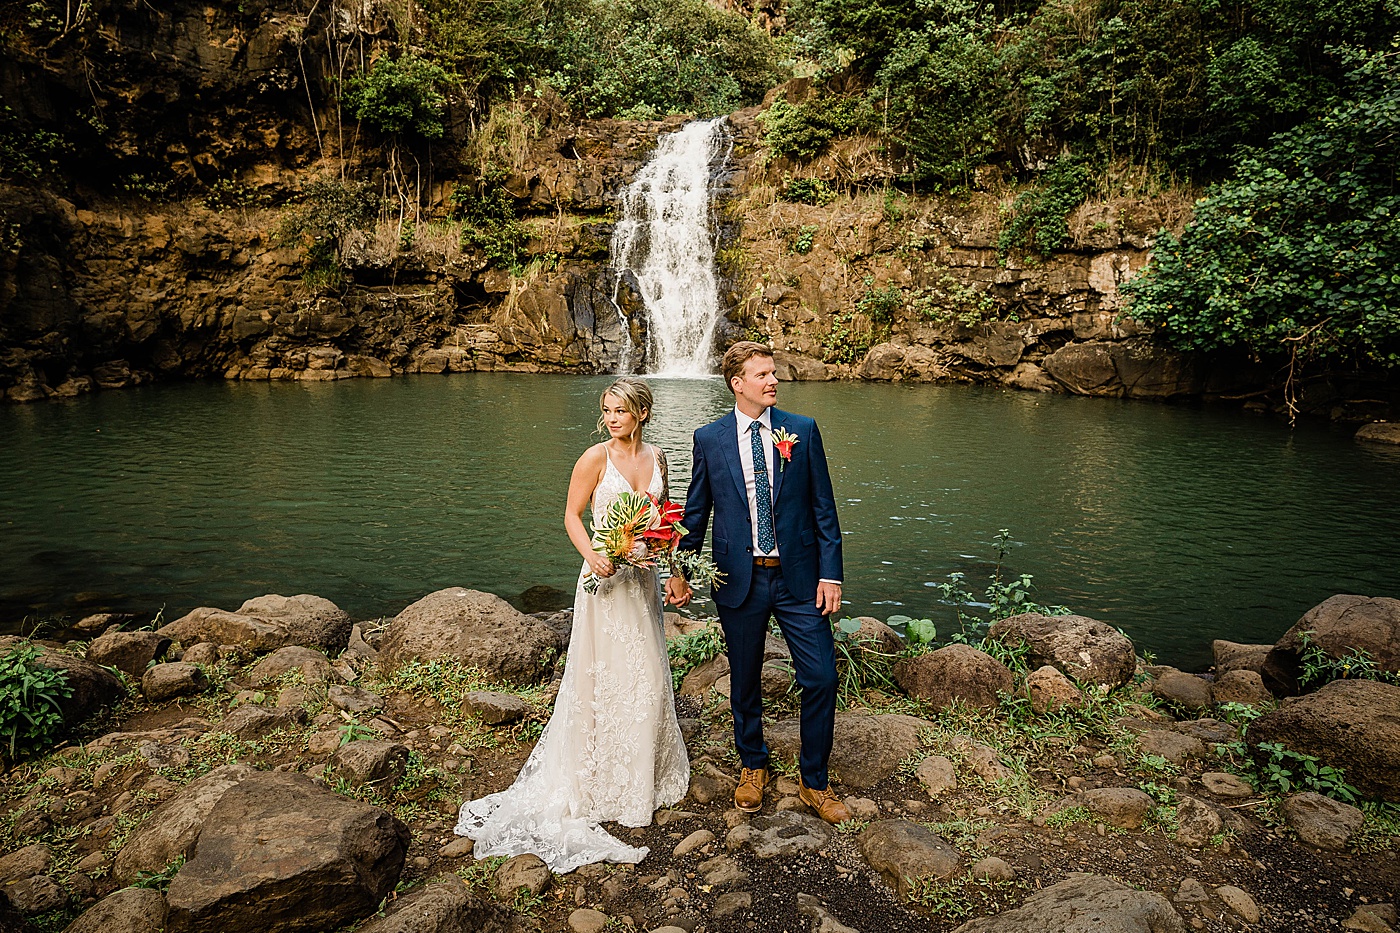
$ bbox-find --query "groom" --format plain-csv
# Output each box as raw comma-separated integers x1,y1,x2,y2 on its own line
666,342,851,824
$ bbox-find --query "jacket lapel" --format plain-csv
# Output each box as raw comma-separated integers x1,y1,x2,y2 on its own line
770,408,787,504
718,411,748,505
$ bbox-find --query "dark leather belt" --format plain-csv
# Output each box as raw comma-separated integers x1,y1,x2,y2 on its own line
753,556,781,568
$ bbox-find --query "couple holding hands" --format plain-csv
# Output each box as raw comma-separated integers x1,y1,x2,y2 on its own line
457,341,850,872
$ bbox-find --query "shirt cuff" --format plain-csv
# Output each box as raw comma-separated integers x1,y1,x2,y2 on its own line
819,578,842,585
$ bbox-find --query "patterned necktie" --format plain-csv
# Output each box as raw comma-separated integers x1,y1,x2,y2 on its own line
751,421,775,553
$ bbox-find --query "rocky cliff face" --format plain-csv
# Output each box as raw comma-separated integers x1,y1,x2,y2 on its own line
3,1,1376,414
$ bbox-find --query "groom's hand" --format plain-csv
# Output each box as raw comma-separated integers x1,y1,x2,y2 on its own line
816,581,842,616
665,576,692,607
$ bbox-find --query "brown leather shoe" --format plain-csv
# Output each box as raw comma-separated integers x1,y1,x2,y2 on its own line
799,778,853,824
734,767,771,812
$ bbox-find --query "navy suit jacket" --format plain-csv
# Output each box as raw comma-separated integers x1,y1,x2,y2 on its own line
679,408,843,609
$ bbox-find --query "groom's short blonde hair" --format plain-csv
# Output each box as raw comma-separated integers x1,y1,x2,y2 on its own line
721,341,774,394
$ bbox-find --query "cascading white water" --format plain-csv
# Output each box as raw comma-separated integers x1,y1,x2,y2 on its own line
610,118,730,377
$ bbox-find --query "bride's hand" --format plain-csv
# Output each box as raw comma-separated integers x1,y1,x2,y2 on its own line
587,553,616,578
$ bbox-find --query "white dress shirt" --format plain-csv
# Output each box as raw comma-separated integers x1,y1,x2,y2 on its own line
733,406,842,586
735,406,778,558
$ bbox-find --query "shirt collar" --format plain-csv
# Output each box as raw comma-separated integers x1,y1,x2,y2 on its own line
735,406,772,432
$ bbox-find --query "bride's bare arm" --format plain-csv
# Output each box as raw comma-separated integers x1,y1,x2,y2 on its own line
566,444,614,577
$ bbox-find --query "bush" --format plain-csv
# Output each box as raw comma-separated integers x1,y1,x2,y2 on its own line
540,0,782,118
344,54,451,140
0,643,72,759
780,176,838,206
452,181,529,271
997,155,1092,257
276,180,383,287
759,94,872,161
1126,49,1400,374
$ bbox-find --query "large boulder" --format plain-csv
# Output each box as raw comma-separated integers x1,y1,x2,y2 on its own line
86,630,171,679
892,645,1013,711
113,764,259,884
159,595,352,655
142,662,209,702
379,588,561,686
766,713,932,789
354,879,514,933
247,646,338,685
165,771,410,933
1245,678,1400,802
1150,669,1213,712
858,820,962,899
0,637,126,738
950,873,1186,932
62,886,169,933
986,614,1136,689
1261,595,1400,696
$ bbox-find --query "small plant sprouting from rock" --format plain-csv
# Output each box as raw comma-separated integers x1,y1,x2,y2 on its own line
1296,630,1400,688
667,626,725,689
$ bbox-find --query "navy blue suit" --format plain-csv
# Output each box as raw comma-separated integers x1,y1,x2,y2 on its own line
679,408,844,789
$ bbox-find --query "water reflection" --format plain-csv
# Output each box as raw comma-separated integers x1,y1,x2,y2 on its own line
2,374,1398,669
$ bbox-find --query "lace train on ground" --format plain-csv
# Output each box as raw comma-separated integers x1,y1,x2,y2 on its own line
455,449,690,872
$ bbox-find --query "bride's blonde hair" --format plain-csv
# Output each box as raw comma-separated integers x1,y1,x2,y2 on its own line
597,377,653,440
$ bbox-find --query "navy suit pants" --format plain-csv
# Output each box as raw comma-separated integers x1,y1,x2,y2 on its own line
717,563,838,790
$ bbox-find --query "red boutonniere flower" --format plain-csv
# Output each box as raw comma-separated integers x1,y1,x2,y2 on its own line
772,428,799,471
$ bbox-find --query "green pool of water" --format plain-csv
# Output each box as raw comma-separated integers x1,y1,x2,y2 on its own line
3,374,1397,669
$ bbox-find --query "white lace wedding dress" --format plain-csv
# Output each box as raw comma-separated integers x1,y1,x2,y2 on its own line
455,446,691,872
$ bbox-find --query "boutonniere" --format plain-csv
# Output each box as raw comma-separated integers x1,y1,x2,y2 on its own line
772,428,799,471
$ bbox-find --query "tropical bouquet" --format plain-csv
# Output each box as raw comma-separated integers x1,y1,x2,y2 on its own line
584,491,725,594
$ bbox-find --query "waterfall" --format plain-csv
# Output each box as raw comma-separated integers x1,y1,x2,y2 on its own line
610,118,731,378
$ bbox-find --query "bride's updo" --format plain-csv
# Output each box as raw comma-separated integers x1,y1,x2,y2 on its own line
597,377,653,439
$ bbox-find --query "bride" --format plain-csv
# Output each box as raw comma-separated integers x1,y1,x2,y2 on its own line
455,377,691,872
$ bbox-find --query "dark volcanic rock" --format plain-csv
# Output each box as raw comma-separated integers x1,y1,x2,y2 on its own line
986,613,1136,688
355,879,514,933
767,713,932,789
165,771,409,933
63,886,169,933
892,644,1013,711
380,587,561,686
1246,678,1400,802
86,630,171,679
1261,594,1400,696
858,820,962,899
950,873,1186,932
159,594,352,655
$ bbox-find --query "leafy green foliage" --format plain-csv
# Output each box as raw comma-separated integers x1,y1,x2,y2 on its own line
788,225,820,255
1127,49,1400,373
133,856,185,892
420,0,780,118
939,529,1069,643
452,181,528,271
546,0,781,118
276,180,382,288
667,625,725,689
344,54,451,140
857,281,903,325
1296,629,1400,688
1252,741,1358,802
759,94,873,161
0,106,67,180
997,155,1092,256
0,644,73,759
780,176,839,206
831,617,900,706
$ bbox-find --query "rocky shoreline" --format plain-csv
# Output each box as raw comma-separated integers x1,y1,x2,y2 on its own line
1,589,1397,933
